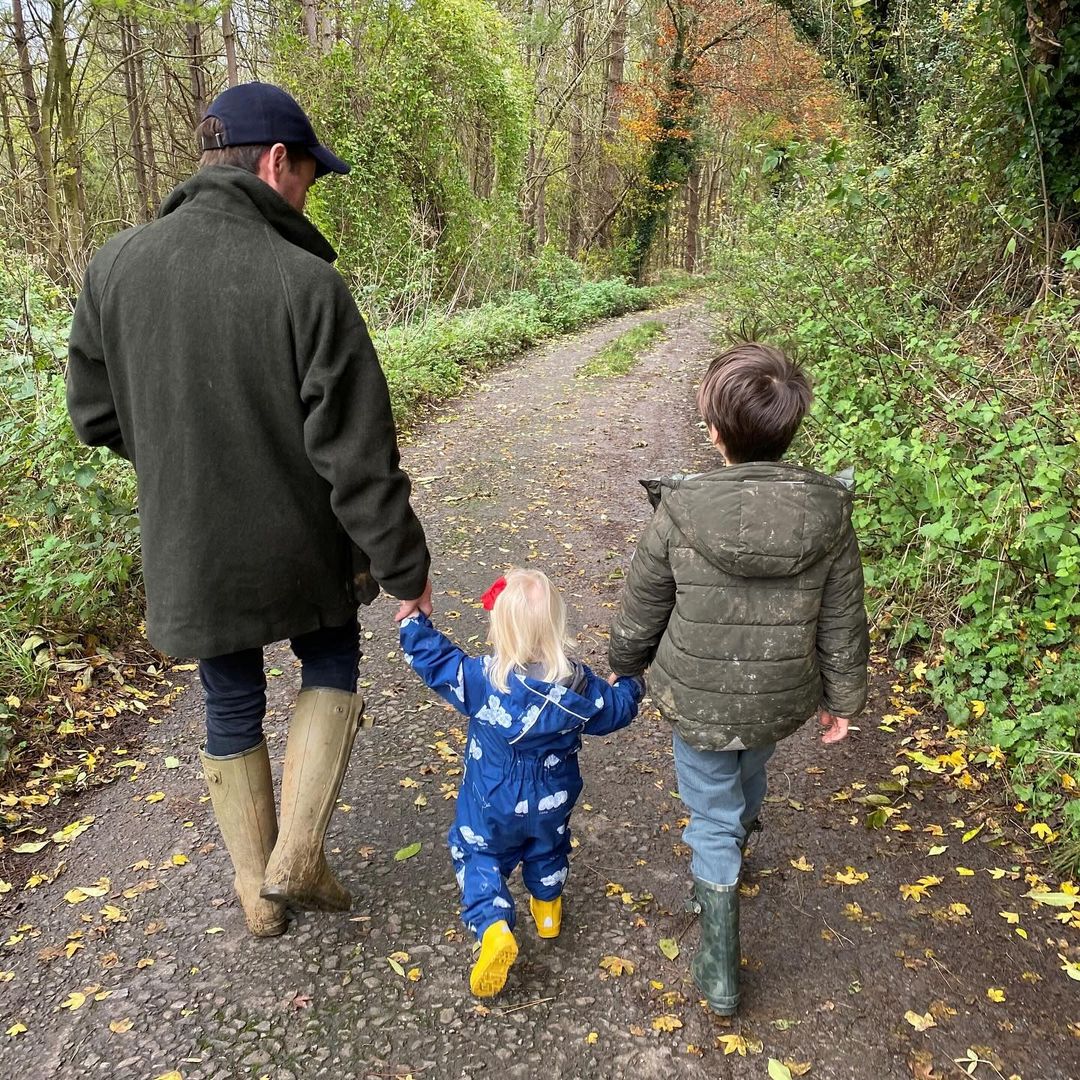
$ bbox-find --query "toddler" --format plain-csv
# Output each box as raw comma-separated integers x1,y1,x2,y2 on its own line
609,342,869,1015
399,569,644,997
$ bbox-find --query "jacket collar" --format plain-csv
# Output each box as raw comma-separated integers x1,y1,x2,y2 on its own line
157,165,337,263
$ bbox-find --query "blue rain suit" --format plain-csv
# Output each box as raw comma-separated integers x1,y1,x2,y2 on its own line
399,614,644,937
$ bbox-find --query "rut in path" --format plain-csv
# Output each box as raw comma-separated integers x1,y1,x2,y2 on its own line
2,300,1076,1080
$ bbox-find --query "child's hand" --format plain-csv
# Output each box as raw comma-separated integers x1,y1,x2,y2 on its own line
819,710,849,745
607,672,619,685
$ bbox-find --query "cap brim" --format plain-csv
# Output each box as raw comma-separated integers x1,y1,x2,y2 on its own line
311,144,350,178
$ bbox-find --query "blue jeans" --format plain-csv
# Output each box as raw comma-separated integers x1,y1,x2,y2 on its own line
672,730,775,886
199,619,360,756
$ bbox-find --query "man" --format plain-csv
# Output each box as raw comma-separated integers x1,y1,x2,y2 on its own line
67,83,432,938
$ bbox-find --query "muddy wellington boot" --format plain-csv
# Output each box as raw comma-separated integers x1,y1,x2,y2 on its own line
689,877,741,1015
260,688,366,911
200,741,288,938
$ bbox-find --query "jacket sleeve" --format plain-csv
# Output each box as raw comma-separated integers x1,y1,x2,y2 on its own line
66,266,130,461
581,670,645,736
816,522,870,718
399,614,485,716
608,504,676,676
298,274,430,601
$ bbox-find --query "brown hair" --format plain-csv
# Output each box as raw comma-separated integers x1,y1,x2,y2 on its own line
696,342,812,463
195,115,308,173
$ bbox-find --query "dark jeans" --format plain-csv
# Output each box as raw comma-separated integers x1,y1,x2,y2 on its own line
199,619,361,756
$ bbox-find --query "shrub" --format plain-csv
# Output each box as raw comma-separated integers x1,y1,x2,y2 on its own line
708,149,1079,861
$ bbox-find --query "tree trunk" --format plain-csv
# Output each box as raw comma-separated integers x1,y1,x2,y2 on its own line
0,90,21,182
48,0,86,252
11,0,59,250
301,0,319,47
222,5,239,86
121,15,151,219
684,160,701,271
131,16,158,211
566,4,587,257
187,19,209,120
596,0,627,245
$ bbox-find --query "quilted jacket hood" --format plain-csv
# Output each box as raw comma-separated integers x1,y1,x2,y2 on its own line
647,463,854,579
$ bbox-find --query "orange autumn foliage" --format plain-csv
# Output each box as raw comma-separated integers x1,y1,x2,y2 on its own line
622,0,844,147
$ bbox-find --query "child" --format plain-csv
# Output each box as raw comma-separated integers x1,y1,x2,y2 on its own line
398,569,644,997
608,342,869,1016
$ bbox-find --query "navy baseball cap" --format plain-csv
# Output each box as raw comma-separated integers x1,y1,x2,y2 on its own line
202,82,349,179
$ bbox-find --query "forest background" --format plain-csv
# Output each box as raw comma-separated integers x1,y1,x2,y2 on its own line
0,0,1077,869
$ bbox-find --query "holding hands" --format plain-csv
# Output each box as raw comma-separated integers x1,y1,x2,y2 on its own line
395,579,434,623
818,709,849,745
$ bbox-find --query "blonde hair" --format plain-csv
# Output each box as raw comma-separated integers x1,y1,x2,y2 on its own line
488,569,574,693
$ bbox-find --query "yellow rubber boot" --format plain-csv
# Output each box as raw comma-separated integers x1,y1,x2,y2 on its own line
469,920,518,998
529,895,562,939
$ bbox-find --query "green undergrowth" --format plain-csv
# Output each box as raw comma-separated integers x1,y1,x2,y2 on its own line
577,321,666,379
375,254,695,418
710,152,1080,871
0,250,698,769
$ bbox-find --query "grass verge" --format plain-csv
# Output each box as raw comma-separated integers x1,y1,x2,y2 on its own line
576,321,666,379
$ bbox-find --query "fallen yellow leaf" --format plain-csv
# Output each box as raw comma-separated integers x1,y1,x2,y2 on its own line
6,1021,27,1037
790,856,814,872
986,987,1005,1002
109,1017,133,1033
652,1014,682,1033
716,1033,751,1055
61,991,87,1010
585,1031,598,1044
63,883,109,904
830,866,869,886
903,1010,936,1031
599,955,634,977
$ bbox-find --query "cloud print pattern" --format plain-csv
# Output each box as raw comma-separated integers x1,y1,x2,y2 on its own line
399,613,643,937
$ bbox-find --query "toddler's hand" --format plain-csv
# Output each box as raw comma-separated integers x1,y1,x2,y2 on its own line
819,710,849,745
607,672,619,685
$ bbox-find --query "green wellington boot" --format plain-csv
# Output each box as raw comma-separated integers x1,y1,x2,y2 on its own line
200,741,288,938
260,688,365,911
689,877,740,1015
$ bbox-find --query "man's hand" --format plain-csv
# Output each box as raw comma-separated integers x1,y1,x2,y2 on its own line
819,709,849,745
395,579,433,623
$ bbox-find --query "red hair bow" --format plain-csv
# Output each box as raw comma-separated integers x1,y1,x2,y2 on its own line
481,576,507,611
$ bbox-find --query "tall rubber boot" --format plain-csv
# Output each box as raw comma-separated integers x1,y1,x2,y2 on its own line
260,687,365,911
200,741,288,938
689,877,740,1015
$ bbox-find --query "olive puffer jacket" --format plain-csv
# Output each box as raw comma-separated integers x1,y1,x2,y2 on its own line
608,462,869,751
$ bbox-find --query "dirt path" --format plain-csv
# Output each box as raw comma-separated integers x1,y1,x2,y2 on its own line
2,300,1077,1080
